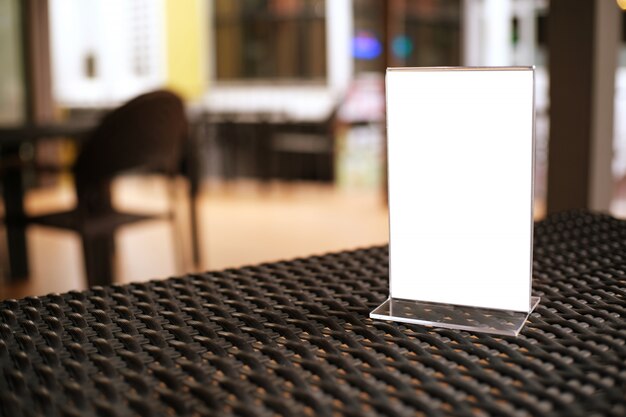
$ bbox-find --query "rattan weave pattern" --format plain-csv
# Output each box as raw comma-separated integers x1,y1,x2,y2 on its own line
1,211,625,417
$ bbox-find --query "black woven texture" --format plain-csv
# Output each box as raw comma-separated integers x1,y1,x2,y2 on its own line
1,211,625,417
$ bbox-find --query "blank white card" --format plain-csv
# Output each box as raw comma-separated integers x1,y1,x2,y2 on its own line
387,67,534,312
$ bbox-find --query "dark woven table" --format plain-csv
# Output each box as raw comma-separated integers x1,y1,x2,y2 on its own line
1,211,625,417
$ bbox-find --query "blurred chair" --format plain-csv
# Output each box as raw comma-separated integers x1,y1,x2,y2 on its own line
28,90,189,286
269,112,336,182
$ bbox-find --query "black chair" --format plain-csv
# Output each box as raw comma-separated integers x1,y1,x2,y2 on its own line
28,90,189,286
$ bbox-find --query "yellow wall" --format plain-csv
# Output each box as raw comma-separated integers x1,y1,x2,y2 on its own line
164,0,207,100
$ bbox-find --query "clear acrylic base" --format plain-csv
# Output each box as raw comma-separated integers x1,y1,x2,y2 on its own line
370,296,540,336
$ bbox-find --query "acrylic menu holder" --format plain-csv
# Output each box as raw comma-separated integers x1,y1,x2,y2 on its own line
371,67,539,336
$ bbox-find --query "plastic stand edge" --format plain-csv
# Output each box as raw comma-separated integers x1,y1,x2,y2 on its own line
370,296,540,336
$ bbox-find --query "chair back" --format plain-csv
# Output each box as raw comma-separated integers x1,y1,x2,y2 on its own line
73,90,187,211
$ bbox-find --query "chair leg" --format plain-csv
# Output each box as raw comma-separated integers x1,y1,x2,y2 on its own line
184,138,203,270
188,180,201,270
166,176,186,274
81,233,115,287
2,155,29,281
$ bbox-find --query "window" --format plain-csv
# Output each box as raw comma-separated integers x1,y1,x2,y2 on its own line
352,0,461,74
393,0,461,67
49,0,165,106
214,0,327,81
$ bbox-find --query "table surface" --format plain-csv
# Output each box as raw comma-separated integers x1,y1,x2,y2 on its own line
0,121,95,146
1,211,625,417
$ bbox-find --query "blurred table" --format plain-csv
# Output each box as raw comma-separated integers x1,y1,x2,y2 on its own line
0,123,94,146
200,87,337,182
0,122,94,280
1,211,624,416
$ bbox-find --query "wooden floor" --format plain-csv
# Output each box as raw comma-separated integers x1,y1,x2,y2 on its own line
4,174,623,300
0,177,390,299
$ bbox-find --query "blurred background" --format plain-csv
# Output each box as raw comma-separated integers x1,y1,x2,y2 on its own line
0,0,625,298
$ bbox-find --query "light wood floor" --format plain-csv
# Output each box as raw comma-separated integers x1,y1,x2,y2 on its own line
6,173,614,301
0,177,390,299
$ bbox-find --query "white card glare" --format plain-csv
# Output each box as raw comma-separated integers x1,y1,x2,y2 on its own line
387,67,534,312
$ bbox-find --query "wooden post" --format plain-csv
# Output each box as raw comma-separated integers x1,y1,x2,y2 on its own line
546,0,621,213
22,0,54,123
